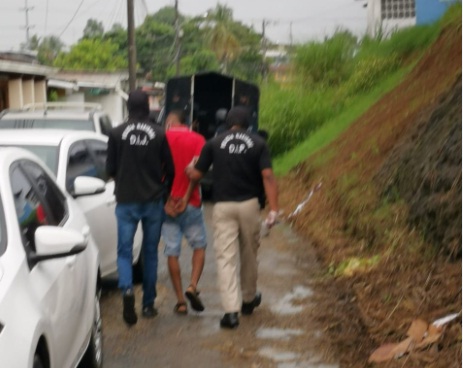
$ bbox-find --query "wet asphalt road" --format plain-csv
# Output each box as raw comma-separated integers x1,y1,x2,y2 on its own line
100,204,339,368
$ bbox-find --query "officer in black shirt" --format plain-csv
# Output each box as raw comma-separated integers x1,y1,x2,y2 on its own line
182,106,279,329
106,89,175,325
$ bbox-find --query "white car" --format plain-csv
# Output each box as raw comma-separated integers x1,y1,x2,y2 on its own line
0,103,114,136
0,129,143,279
0,147,102,367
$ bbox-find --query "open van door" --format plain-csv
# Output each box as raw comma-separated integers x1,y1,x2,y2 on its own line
162,72,259,138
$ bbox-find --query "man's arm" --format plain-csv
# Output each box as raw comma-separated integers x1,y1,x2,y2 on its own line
262,168,279,214
176,167,203,214
106,132,117,179
262,168,279,227
161,134,175,195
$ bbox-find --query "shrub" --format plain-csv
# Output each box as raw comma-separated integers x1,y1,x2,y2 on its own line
293,30,357,88
260,85,341,156
342,55,400,95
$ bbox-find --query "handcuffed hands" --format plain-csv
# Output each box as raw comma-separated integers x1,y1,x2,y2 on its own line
164,196,187,218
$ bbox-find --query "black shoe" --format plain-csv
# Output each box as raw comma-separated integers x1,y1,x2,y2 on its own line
123,290,138,325
142,305,158,318
220,312,239,329
241,292,262,315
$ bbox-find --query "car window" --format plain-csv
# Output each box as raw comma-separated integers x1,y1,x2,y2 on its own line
10,161,67,250
99,115,112,136
22,161,67,225
0,144,59,175
85,139,109,182
0,119,24,128
67,141,99,192
0,119,95,132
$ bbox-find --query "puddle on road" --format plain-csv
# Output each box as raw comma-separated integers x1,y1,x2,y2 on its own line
259,346,339,368
259,346,299,362
271,285,313,315
256,327,304,340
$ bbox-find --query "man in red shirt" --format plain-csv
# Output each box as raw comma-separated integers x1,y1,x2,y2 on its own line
162,110,207,314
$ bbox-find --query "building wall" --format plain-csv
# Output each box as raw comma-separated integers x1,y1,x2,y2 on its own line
8,79,23,109
367,0,416,36
416,0,457,24
85,92,125,125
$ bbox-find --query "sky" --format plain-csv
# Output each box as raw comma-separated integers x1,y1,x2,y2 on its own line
0,0,368,51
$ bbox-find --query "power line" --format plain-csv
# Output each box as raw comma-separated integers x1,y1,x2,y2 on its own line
44,0,49,34
59,0,86,38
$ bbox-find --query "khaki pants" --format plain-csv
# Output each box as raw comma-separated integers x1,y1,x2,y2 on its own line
212,198,261,313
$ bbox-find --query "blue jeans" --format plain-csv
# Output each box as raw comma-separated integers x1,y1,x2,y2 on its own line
115,200,164,307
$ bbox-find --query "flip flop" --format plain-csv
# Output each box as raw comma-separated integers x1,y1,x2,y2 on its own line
185,286,205,312
173,302,188,315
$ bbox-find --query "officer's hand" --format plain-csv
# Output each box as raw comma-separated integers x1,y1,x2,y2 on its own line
265,210,279,228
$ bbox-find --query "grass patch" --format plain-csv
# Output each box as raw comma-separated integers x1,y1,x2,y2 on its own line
273,64,412,176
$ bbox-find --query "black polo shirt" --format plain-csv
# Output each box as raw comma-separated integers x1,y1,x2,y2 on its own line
106,119,175,203
195,129,272,202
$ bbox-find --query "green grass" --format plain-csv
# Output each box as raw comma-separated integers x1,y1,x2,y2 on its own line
273,64,413,176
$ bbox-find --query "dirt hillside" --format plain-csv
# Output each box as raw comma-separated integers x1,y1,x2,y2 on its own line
278,19,462,368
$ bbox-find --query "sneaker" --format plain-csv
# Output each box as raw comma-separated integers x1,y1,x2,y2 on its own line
123,290,138,325
241,292,262,315
142,305,158,318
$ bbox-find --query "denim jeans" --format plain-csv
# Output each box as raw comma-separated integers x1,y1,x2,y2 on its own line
115,200,164,308
162,205,207,257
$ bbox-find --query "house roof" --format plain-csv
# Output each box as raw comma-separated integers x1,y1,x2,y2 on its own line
0,59,56,78
51,71,129,89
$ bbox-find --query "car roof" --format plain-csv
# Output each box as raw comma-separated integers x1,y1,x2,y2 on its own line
0,129,108,146
0,110,98,120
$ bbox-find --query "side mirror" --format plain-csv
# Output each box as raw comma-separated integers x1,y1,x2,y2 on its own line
28,226,88,268
73,176,105,197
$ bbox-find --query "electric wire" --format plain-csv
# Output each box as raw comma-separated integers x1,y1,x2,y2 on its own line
44,0,49,34
58,0,85,38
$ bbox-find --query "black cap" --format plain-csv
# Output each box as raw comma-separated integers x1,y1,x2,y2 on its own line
127,89,149,120
225,106,250,129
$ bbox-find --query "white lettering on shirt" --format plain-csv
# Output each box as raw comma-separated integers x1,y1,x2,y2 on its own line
220,132,254,154
122,122,156,146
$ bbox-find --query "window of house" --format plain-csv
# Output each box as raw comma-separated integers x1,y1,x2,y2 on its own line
381,0,416,20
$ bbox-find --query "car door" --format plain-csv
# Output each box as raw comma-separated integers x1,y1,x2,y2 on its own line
66,139,118,276
11,160,87,367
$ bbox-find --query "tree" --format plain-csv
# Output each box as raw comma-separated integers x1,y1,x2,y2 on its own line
82,19,105,40
22,34,64,65
103,23,128,61
150,6,183,26
203,4,240,73
135,15,175,81
167,50,219,76
54,38,127,71
37,36,65,65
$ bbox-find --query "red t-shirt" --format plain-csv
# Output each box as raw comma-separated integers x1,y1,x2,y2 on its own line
166,126,206,207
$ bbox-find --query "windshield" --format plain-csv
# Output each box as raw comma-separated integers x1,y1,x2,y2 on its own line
0,119,95,132
0,145,59,175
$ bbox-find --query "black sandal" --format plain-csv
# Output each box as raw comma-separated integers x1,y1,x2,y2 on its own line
173,302,188,315
185,286,205,312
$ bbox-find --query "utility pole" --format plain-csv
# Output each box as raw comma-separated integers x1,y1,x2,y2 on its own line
174,0,181,76
289,22,293,48
261,19,269,81
127,0,137,92
23,0,34,46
